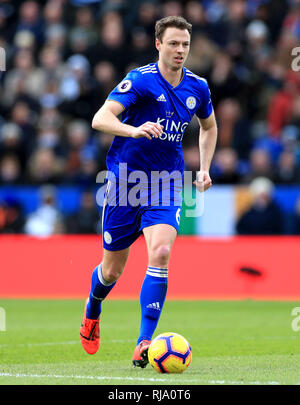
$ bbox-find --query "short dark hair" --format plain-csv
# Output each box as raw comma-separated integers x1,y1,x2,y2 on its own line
155,16,192,42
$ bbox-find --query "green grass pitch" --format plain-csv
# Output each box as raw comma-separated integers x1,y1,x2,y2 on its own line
0,299,300,385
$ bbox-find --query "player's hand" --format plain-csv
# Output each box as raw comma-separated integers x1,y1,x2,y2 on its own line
130,122,163,140
193,170,212,192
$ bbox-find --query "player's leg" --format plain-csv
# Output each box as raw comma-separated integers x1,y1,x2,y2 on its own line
133,223,177,367
139,223,177,340
81,176,142,354
80,247,129,354
83,174,132,321
86,247,130,319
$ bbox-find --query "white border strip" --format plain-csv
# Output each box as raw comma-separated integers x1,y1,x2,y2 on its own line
0,372,287,385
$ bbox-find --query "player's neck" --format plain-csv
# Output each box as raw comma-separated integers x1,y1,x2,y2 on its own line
157,60,183,87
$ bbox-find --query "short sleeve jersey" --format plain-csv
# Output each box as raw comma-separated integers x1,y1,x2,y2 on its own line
106,63,213,180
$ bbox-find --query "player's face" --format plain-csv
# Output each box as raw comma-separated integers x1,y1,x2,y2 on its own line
156,27,190,71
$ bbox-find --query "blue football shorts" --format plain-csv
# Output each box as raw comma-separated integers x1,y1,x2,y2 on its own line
101,177,182,251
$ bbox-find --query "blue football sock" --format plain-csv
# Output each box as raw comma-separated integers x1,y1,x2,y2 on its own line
86,263,116,320
137,266,168,344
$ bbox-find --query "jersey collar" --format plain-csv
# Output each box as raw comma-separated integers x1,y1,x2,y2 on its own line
155,62,186,90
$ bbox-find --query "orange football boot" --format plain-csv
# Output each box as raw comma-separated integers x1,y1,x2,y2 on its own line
132,340,151,368
80,299,100,355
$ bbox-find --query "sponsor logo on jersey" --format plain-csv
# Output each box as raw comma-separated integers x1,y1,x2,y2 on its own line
156,117,189,142
157,93,167,102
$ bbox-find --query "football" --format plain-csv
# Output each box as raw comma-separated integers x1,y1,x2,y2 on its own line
148,332,192,373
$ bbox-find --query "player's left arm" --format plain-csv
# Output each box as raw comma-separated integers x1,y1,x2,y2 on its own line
193,111,218,192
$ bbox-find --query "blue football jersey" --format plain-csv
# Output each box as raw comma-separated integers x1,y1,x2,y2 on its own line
106,62,213,181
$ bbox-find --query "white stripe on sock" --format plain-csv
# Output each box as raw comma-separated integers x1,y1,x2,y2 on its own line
147,268,168,274
146,272,168,278
146,266,168,278
97,263,114,286
148,266,168,271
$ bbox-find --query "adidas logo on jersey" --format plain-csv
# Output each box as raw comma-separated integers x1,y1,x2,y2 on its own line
146,302,161,310
157,93,167,102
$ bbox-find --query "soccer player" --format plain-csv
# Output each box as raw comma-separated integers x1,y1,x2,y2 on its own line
80,16,218,368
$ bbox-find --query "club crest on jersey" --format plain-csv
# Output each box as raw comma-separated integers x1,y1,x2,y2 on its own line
104,231,112,244
117,79,132,93
186,96,196,109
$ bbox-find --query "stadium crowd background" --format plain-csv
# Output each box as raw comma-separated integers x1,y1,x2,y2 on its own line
0,0,299,235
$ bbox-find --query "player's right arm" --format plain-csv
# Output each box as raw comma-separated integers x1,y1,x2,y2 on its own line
92,101,163,140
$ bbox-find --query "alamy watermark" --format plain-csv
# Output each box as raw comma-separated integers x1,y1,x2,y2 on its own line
291,307,300,332
0,307,6,332
291,47,300,72
0,47,6,72
95,164,205,218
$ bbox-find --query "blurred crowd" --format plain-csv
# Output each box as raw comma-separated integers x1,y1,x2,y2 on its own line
0,0,300,235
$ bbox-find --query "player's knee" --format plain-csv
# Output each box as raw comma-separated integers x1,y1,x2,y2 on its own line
102,265,123,284
150,244,171,266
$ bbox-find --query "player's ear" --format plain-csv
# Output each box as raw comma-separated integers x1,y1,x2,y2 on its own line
155,38,161,52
